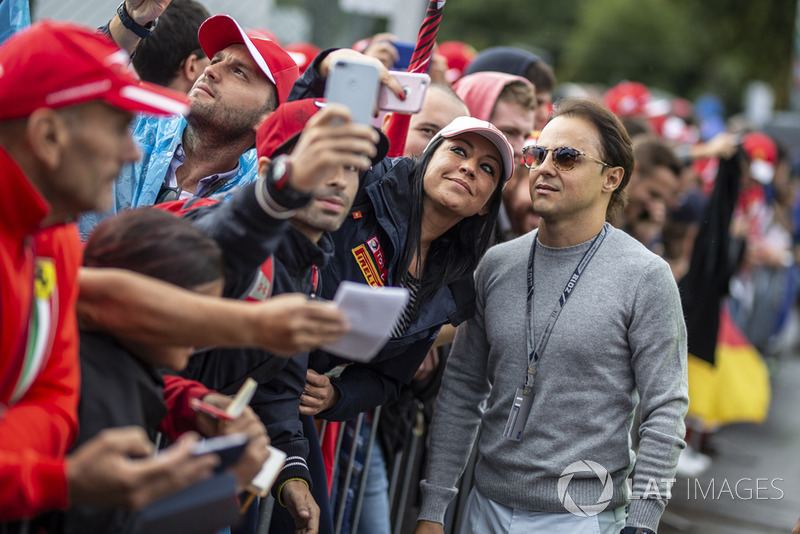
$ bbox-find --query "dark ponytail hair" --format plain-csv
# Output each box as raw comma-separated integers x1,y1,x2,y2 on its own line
83,208,225,290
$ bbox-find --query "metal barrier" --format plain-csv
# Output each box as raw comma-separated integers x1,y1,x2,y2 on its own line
318,403,478,534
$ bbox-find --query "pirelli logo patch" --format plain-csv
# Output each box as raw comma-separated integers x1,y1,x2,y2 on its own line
352,244,384,287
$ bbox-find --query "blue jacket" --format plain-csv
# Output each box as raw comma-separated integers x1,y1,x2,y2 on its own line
78,114,259,239
311,157,476,421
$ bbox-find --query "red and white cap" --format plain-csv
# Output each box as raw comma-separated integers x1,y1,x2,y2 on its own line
426,116,515,182
0,20,190,120
742,131,778,185
198,15,299,104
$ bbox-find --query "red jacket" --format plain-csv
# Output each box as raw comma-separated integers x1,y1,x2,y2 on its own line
0,147,81,519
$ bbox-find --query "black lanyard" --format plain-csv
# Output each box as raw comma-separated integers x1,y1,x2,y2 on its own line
523,224,608,393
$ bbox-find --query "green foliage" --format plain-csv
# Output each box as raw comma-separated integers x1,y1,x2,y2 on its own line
435,0,797,113
560,0,697,92
436,0,582,60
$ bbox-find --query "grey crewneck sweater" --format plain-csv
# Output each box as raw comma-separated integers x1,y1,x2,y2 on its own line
419,225,688,531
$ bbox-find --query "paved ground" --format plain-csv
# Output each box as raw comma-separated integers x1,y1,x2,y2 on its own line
661,318,800,534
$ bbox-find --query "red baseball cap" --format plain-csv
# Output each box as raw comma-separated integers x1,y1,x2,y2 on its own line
604,81,652,118
0,20,190,120
256,98,389,165
285,42,322,75
742,131,777,184
437,41,477,84
198,15,299,104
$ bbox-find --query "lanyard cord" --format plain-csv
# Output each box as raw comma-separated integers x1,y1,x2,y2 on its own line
523,225,608,393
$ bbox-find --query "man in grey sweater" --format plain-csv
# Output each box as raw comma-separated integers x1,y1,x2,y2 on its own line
415,98,688,534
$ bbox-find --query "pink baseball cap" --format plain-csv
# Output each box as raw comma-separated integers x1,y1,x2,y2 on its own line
426,116,515,182
198,15,299,104
0,20,190,120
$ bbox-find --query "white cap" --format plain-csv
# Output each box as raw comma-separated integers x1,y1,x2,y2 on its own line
426,116,515,182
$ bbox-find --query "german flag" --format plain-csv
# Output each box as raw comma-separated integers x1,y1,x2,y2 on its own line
680,149,771,426
687,301,771,426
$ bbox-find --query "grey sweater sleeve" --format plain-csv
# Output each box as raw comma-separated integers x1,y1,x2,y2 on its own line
626,257,689,529
417,250,495,524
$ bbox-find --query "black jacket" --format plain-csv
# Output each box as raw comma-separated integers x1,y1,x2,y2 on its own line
64,332,167,534
181,184,329,494
310,157,476,421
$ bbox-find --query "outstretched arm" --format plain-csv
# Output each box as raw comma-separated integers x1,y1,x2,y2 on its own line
78,268,349,356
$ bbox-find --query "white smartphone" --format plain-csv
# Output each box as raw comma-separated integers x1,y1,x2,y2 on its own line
324,58,381,125
377,71,430,114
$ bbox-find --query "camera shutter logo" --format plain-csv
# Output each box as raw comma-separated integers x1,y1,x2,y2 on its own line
558,460,613,517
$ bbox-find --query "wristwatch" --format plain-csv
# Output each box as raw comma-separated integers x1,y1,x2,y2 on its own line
620,528,656,534
116,2,158,39
264,155,312,210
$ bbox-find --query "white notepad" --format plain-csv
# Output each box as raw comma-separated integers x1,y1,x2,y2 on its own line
322,281,410,362
246,445,287,497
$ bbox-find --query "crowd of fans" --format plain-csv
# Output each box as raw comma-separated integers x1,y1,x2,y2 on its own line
2,0,799,533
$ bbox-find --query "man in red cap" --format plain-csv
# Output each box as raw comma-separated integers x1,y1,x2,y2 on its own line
80,3,301,238
0,19,224,525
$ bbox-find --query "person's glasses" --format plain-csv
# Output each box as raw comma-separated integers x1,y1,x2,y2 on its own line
522,145,612,172
156,184,182,204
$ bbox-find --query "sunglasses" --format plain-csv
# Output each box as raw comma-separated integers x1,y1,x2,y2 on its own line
522,145,612,172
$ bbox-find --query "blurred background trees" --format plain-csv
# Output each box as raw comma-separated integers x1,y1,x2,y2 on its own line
30,0,798,115
434,0,796,115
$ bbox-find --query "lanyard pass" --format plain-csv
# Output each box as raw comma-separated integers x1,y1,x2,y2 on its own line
503,369,536,441
503,387,534,442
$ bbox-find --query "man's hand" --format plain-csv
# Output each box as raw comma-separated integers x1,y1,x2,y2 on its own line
413,520,445,534
253,294,349,356
361,33,399,70
67,427,217,510
281,480,320,534
125,0,170,25
428,50,449,85
195,393,271,492
319,48,405,100
413,347,440,382
109,0,171,53
288,104,378,193
299,369,340,416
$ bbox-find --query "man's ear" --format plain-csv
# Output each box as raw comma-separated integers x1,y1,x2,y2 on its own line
26,108,70,172
381,111,393,131
183,53,206,82
252,109,273,135
257,155,272,177
603,166,625,194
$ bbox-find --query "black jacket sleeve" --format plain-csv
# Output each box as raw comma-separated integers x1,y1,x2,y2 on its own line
288,48,337,102
249,354,313,498
181,181,288,299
